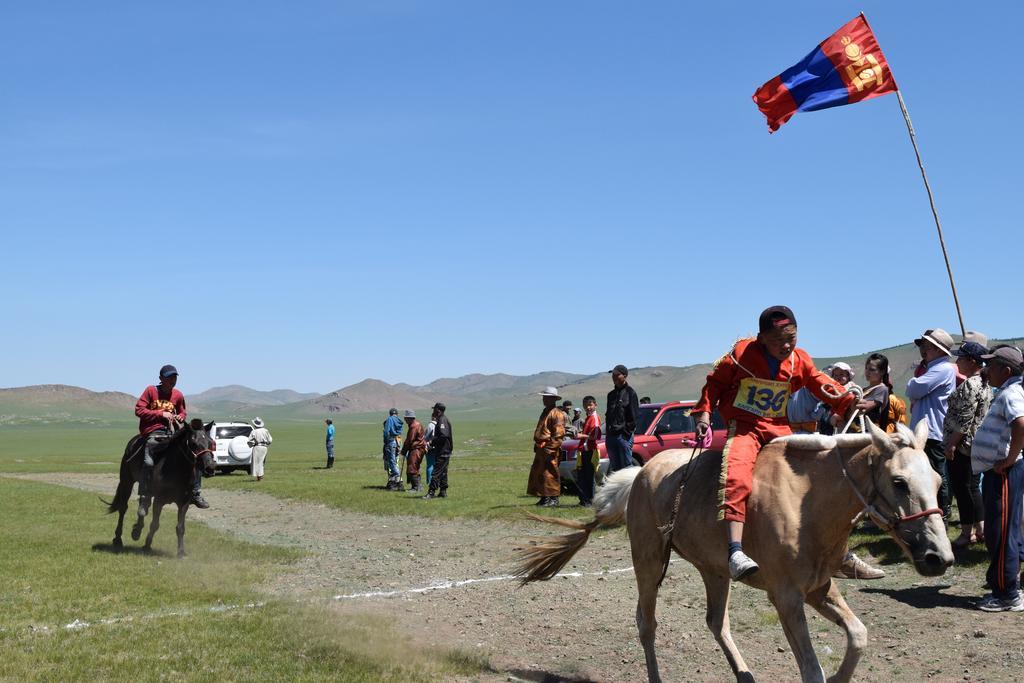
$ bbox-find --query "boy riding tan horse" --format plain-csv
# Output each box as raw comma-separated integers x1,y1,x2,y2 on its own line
516,420,953,682
691,305,857,580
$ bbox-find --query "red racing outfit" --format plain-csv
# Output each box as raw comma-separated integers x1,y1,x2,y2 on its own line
694,338,856,523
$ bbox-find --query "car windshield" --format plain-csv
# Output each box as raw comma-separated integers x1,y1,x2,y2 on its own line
635,406,659,435
216,426,252,439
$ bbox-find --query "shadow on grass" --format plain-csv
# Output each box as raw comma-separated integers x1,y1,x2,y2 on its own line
860,584,976,610
91,542,171,558
850,531,992,568
360,485,393,491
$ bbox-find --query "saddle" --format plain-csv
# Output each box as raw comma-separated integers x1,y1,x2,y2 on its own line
123,431,174,464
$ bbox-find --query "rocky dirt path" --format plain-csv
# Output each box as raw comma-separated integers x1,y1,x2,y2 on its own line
10,472,1022,682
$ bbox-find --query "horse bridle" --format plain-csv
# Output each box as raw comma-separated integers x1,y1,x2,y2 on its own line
189,446,215,462
835,443,943,532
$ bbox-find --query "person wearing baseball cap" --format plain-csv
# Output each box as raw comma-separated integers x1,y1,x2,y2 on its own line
691,306,857,581
605,364,640,475
423,402,453,499
382,408,405,490
134,364,209,515
969,344,1024,611
528,387,567,507
907,328,958,518
944,334,993,548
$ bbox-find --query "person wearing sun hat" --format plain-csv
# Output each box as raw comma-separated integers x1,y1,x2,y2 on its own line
400,409,427,492
528,387,567,508
247,417,273,482
907,327,958,518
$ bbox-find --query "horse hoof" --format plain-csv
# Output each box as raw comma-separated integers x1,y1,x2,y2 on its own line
177,551,186,559
130,528,142,541
143,544,152,553
112,537,123,548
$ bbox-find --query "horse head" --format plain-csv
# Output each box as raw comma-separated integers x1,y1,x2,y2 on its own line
186,418,217,477
865,419,954,577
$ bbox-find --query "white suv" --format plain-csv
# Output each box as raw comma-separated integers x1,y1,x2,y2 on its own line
210,421,254,473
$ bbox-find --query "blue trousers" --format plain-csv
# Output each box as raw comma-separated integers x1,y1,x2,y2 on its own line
606,433,634,473
383,439,400,480
426,452,436,484
982,459,1024,600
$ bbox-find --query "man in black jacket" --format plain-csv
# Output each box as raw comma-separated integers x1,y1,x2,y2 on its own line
423,402,454,499
605,364,640,473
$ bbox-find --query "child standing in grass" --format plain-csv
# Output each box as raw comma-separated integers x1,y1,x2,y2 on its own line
575,396,602,507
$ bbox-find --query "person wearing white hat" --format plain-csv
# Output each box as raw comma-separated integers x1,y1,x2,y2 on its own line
247,418,273,482
820,361,863,433
907,327,958,518
528,387,566,507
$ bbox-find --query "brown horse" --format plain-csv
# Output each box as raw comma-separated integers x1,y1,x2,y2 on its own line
515,420,953,682
105,419,216,558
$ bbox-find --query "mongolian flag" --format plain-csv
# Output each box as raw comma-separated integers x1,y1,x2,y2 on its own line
753,14,898,132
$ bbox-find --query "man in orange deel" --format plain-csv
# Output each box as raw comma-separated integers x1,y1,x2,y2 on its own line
692,306,857,580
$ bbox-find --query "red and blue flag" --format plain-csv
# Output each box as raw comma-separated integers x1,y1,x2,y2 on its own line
753,14,897,132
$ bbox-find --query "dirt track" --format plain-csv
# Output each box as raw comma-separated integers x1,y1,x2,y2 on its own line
10,472,1024,682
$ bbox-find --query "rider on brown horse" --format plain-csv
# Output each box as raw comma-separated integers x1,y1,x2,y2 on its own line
134,364,209,516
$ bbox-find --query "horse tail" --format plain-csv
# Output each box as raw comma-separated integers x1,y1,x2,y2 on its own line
513,466,642,584
101,476,134,514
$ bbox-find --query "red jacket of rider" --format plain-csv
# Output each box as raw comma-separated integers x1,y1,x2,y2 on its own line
694,337,855,427
135,385,187,436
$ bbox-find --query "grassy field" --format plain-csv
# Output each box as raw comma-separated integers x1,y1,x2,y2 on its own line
0,414,595,522
0,477,486,682
0,415,995,681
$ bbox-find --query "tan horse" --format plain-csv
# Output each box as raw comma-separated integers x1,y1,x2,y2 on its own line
515,420,953,682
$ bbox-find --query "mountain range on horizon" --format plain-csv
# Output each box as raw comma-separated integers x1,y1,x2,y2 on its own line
3,336,1022,424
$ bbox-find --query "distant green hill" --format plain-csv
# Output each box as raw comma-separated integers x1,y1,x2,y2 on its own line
0,385,135,425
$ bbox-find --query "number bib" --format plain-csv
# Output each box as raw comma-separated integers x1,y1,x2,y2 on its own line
733,377,790,419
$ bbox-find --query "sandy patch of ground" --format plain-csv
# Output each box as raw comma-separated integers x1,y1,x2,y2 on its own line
10,472,1023,682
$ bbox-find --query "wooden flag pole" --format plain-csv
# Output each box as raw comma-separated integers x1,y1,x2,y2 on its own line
895,89,967,337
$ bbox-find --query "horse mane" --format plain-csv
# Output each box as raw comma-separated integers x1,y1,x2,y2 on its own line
772,427,916,454
770,433,872,451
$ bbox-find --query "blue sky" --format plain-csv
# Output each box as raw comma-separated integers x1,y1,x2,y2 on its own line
2,2,1020,395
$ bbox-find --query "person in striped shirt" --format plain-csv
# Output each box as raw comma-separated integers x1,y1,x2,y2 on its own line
970,345,1024,612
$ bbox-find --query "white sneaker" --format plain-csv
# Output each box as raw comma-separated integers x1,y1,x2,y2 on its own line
978,593,1024,612
729,550,759,581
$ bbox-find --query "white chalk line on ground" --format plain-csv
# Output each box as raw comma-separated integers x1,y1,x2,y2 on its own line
24,560,682,636
5,475,672,633
332,559,683,600
20,601,267,636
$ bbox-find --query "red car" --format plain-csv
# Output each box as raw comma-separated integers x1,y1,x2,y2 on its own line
558,401,726,490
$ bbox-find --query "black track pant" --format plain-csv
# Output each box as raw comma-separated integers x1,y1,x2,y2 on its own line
428,454,450,494
924,439,952,516
949,446,984,525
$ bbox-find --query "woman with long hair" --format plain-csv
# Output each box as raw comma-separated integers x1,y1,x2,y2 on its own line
856,353,892,431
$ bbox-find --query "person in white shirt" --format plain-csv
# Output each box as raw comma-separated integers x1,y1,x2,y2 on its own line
247,417,273,482
970,345,1024,612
